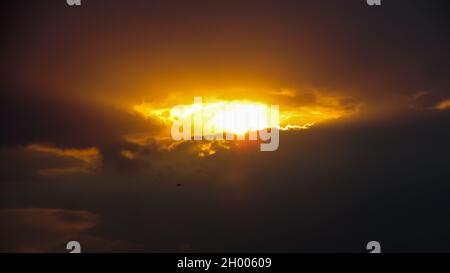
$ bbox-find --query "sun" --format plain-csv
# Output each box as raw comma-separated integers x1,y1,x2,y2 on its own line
210,103,269,135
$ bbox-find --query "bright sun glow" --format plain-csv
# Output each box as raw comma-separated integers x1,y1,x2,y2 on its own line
135,100,275,136
131,97,355,156
133,97,349,136
211,103,269,134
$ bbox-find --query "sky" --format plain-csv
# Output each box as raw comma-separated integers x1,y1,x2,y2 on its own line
1,0,450,252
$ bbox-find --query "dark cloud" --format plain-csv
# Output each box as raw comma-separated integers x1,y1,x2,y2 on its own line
408,80,450,110
1,0,449,103
0,208,137,252
2,111,450,252
0,87,161,148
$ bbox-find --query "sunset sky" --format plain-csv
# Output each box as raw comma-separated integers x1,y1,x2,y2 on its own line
1,0,450,252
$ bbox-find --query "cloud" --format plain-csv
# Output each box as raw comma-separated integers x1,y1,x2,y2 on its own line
408,81,450,112
1,0,450,252
0,208,97,252
129,89,361,157
1,111,450,252
435,99,450,110
267,88,297,97
0,208,138,253
0,88,158,149
26,144,101,177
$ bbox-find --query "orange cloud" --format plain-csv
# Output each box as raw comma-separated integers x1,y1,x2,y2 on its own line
435,99,450,110
129,91,360,156
26,144,101,176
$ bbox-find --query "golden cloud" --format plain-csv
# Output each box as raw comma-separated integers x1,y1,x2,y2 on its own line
126,89,361,157
435,99,450,110
26,144,101,176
